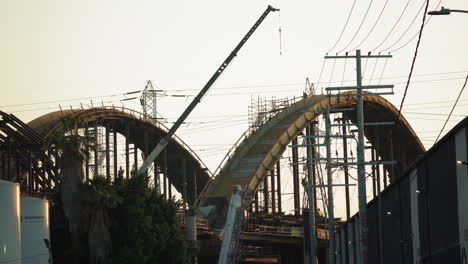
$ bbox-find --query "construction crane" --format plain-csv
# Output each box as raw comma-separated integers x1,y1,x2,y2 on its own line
138,5,279,173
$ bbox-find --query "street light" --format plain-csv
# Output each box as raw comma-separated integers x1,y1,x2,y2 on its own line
428,6,468,15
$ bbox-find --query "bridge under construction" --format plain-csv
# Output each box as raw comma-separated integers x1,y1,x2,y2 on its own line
4,87,465,264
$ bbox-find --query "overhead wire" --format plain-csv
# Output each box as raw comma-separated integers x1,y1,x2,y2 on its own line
6,76,467,114
362,57,370,78
379,0,427,53
368,59,379,85
336,0,375,54
371,0,412,52
328,59,337,87
396,0,430,122
315,59,327,91
405,98,468,106
390,0,442,53
326,0,358,54
0,92,132,109
403,111,466,118
404,103,468,111
377,57,390,85
434,75,468,143
341,58,348,86
348,0,390,52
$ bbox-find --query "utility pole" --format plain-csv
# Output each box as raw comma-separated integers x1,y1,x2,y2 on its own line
355,49,368,264
325,104,335,264
324,50,395,264
306,124,317,264
300,108,357,264
292,137,301,216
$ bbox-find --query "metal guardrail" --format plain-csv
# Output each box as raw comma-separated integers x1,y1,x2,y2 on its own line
245,223,329,239
213,95,304,178
213,130,250,177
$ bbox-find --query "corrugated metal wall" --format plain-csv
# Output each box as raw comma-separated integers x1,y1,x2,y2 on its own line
333,120,468,264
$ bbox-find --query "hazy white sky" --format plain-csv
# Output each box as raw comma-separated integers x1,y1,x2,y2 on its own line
1,0,468,215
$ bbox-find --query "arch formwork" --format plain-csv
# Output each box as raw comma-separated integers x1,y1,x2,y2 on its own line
28,106,212,206
198,92,425,211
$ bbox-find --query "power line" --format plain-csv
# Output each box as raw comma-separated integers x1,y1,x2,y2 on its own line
396,0,430,122
169,70,467,91
0,92,126,108
405,99,468,106
337,0,375,54
434,75,468,143
368,59,379,85
341,58,348,86
379,0,427,53
404,103,468,111
3,70,466,113
348,0,390,52
328,59,337,87
377,56,390,85
390,0,442,53
327,0,358,54
371,0,411,52
315,59,327,90
404,111,466,118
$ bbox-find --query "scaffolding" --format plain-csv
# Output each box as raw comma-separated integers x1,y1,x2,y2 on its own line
225,187,253,264
248,96,295,134
86,120,107,177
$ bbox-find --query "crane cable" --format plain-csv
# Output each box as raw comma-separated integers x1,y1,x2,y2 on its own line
278,11,283,55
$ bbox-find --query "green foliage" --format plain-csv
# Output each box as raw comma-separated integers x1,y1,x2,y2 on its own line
46,113,95,159
82,176,122,212
110,173,188,264
50,173,188,264
49,190,73,263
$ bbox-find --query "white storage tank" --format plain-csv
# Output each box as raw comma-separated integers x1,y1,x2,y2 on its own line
20,197,50,264
0,180,21,264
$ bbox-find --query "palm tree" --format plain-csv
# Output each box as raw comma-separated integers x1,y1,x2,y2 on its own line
47,113,95,263
83,176,122,264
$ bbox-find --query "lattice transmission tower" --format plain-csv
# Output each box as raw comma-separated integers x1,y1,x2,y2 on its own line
139,80,161,189
140,80,159,124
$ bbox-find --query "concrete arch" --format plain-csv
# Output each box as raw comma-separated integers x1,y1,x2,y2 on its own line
199,92,425,207
27,107,212,205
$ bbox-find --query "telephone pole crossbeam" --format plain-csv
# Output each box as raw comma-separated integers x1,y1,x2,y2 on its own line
325,84,394,91
324,50,394,264
325,54,393,59
327,92,394,97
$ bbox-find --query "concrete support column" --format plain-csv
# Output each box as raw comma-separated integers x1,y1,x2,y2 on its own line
113,130,118,180
85,125,89,182
105,124,110,180
125,124,130,179
270,169,276,213
263,172,269,213
276,161,282,214
292,137,300,216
